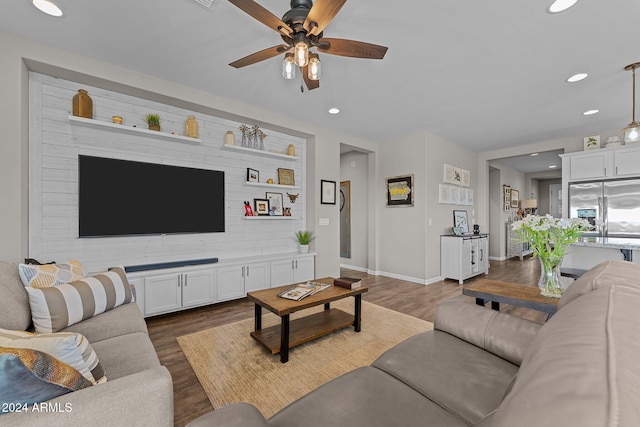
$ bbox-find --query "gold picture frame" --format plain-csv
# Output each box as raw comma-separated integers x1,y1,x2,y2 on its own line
277,168,295,186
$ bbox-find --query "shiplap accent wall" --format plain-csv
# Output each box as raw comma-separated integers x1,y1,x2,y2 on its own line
29,73,307,273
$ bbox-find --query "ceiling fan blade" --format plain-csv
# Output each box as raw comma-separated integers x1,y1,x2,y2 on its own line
229,45,289,68
301,66,320,90
303,0,346,36
317,38,388,59
227,0,293,36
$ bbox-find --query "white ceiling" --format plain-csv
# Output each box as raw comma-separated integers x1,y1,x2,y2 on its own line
2,0,639,155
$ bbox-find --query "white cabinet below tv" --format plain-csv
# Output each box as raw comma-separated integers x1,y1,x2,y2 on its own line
127,252,315,317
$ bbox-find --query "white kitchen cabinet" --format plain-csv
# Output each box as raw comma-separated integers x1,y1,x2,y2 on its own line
217,261,269,301
270,255,315,287
441,234,489,284
144,268,215,316
562,145,640,182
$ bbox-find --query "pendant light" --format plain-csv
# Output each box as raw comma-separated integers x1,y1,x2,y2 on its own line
623,62,640,144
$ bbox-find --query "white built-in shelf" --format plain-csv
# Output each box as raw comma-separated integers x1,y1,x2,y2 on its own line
243,181,300,190
222,144,298,160
68,115,202,144
243,216,297,220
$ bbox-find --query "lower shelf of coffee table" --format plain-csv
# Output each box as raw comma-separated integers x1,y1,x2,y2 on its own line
250,308,354,354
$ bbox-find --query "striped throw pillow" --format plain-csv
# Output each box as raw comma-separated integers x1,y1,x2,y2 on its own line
25,267,133,334
0,328,106,385
18,260,85,288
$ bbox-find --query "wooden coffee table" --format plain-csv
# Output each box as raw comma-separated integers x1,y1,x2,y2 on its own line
247,277,368,363
462,278,559,319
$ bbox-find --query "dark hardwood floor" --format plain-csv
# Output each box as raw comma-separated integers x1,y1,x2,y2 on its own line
146,255,545,426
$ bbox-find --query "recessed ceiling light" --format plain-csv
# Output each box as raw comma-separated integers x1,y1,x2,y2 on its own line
33,0,63,17
530,153,539,156
583,109,599,116
567,73,588,83
548,165,558,169
547,0,578,13
328,107,340,115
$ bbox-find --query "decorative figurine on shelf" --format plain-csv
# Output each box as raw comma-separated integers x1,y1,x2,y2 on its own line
473,224,480,235
286,193,299,203
284,207,292,216
239,124,249,147
267,178,274,184
269,208,275,216
244,201,254,216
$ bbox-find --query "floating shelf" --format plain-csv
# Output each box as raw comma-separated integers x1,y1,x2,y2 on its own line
243,181,300,190
222,144,298,160
243,216,296,220
68,115,202,144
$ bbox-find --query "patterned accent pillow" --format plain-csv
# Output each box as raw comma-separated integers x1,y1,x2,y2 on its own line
18,260,85,288
25,267,134,334
0,328,106,385
0,348,92,407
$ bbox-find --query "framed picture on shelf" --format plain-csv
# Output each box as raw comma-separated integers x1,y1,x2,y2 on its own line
247,168,259,183
583,135,600,151
386,174,414,207
277,168,295,186
510,189,519,208
253,198,270,216
266,192,284,216
321,180,336,205
453,210,469,234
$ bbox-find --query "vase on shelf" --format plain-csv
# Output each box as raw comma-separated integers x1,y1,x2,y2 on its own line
72,89,93,119
224,131,236,145
538,256,563,298
185,115,199,138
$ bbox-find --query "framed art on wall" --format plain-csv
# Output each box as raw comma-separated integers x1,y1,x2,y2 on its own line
277,168,295,186
321,180,336,204
510,189,519,208
266,192,284,216
386,174,414,207
253,198,270,216
247,168,259,182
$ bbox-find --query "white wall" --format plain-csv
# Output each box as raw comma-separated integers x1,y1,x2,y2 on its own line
0,31,378,279
339,151,369,270
29,73,308,273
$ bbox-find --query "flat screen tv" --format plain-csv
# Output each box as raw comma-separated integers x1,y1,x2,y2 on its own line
78,155,225,237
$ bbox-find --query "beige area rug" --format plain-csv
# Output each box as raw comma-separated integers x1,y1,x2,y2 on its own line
177,299,433,418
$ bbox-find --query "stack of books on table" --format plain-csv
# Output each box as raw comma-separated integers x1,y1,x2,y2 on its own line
278,281,332,301
333,277,362,289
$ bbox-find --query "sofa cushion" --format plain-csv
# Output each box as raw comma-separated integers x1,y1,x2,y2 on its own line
0,328,106,384
0,347,92,406
18,260,85,288
0,261,32,331
90,332,160,380
62,302,148,343
25,267,134,333
558,259,640,309
372,330,518,425
269,366,469,427
492,284,640,427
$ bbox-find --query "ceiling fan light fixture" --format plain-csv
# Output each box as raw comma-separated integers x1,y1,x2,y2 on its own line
282,53,296,80
308,54,321,81
294,40,309,67
623,62,640,144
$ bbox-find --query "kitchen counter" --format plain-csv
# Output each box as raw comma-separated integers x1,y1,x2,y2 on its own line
572,237,640,261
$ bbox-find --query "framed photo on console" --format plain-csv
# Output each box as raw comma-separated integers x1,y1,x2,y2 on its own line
453,210,469,234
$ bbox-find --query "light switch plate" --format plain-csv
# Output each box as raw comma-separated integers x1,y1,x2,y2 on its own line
319,218,330,226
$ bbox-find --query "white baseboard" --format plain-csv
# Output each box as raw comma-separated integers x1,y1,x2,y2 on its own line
339,263,368,273
340,265,443,286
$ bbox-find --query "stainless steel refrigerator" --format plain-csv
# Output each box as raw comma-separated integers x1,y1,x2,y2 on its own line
568,179,640,237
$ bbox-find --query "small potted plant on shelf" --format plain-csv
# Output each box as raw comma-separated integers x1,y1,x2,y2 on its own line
144,113,161,131
295,230,314,253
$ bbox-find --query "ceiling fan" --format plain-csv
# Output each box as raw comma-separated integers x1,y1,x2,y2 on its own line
227,0,388,90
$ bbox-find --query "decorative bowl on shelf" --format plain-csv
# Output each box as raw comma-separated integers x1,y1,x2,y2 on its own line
605,136,622,147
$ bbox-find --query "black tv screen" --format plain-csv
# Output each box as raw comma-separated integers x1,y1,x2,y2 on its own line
78,155,225,237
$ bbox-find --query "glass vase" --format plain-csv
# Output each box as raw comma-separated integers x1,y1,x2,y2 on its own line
538,256,563,298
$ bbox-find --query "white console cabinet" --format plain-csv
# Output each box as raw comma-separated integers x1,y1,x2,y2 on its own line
270,255,315,288
143,268,215,316
217,261,269,301
441,234,489,284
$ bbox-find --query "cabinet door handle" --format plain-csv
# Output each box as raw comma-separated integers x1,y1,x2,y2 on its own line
292,260,295,270
178,276,181,288
184,275,187,287
295,260,298,269
242,266,245,277
246,266,249,276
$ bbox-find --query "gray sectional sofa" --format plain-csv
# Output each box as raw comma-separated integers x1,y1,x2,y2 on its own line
0,261,173,426
189,259,640,427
